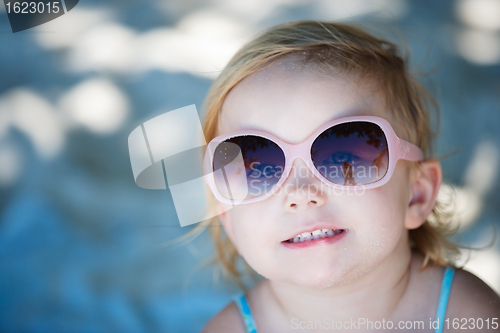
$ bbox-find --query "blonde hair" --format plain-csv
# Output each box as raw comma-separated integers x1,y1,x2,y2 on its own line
195,20,460,288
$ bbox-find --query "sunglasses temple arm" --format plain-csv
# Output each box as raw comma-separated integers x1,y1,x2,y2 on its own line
399,139,424,161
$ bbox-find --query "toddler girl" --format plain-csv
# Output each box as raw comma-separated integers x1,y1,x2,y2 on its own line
199,21,500,332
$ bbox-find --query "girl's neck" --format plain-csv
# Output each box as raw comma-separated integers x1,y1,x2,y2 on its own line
266,242,413,326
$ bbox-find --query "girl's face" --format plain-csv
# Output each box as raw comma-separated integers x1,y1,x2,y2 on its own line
217,59,415,289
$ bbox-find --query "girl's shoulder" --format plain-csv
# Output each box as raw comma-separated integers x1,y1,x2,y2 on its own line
201,281,273,333
409,253,500,321
446,268,500,319
201,301,247,333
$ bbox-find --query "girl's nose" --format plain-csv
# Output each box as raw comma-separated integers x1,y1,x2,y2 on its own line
281,158,326,211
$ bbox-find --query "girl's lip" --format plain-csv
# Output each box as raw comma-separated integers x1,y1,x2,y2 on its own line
281,229,348,249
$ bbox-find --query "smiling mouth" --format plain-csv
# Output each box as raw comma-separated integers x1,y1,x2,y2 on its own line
285,229,345,243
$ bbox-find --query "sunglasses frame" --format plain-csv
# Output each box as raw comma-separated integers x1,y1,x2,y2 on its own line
203,116,423,205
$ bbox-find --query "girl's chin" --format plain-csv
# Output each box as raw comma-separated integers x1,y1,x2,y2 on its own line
265,268,354,289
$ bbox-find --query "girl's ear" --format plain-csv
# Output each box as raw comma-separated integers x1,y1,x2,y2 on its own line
404,159,442,230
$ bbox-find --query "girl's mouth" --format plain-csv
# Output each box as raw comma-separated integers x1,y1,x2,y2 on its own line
281,228,347,248
285,228,345,243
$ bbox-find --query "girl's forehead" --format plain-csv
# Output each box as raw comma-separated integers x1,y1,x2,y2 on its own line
219,60,389,143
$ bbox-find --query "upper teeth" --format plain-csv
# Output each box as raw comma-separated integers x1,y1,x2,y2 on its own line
289,229,341,243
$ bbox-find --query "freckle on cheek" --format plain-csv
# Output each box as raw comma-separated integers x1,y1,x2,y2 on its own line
362,226,388,265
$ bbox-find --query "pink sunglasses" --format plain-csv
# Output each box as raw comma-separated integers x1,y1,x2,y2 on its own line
203,116,423,205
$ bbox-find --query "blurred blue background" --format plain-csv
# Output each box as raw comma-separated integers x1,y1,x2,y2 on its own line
0,0,499,332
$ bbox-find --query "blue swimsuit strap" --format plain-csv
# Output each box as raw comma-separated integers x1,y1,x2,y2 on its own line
233,294,258,333
435,267,455,333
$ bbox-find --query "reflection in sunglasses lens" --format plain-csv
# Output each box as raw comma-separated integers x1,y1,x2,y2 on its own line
213,136,285,199
311,122,389,185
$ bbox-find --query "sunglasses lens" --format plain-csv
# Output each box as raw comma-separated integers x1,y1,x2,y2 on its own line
213,136,285,200
311,122,389,186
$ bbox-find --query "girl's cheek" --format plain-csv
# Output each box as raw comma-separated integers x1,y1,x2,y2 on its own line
231,208,271,249
347,189,406,252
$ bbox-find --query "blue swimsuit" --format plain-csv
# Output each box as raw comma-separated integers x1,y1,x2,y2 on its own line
233,267,455,333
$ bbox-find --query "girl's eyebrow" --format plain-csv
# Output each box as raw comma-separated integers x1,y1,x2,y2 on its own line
322,109,378,123
229,110,377,136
